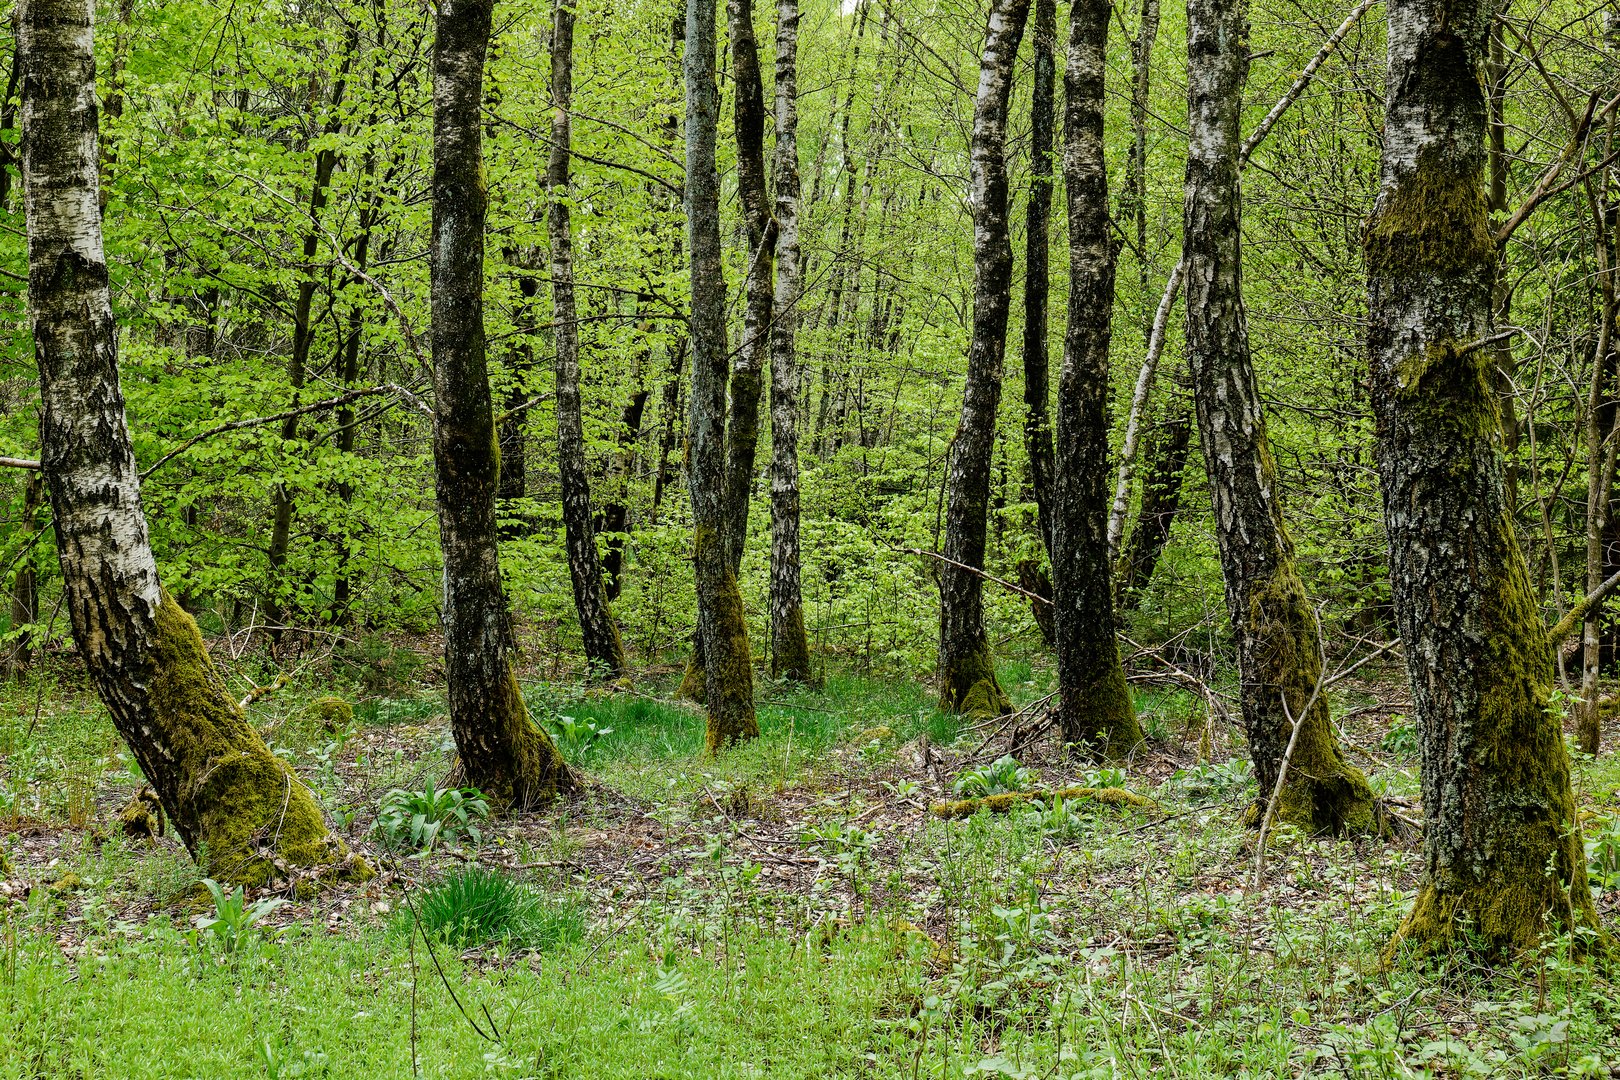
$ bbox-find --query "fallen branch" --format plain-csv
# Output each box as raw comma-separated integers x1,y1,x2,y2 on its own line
0,456,40,470
930,786,1158,819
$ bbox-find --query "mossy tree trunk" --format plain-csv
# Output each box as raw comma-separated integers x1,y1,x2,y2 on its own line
1367,0,1598,956
937,0,1028,719
686,0,758,748
1020,0,1056,560
1183,0,1374,834
1052,0,1141,758
769,0,813,685
547,0,628,682
21,0,357,885
430,0,572,806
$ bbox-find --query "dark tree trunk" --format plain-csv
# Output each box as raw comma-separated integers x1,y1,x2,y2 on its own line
1116,388,1192,609
937,0,1028,718
769,0,813,683
5,473,41,675
548,0,628,681
1021,0,1056,559
21,0,356,884
496,271,539,515
600,344,650,601
1052,0,1141,758
686,0,758,747
722,0,775,576
1367,0,1597,956
430,0,572,806
1183,0,1373,833
266,34,356,628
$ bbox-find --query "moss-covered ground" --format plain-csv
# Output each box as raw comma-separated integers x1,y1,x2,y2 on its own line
0,651,1617,1077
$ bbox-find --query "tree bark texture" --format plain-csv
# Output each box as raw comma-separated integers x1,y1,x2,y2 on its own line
430,0,572,806
1051,0,1141,759
722,0,775,576
769,0,812,683
1184,0,1373,834
21,0,357,885
1367,0,1597,956
1021,0,1056,560
686,0,758,747
937,0,1028,718
548,0,628,681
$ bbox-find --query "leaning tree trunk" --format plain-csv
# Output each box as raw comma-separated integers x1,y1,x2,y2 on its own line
1116,387,1193,609
1368,0,1597,956
686,0,758,748
1052,0,1142,758
769,0,813,684
430,0,572,806
20,0,358,885
937,0,1029,718
547,0,628,681
1183,0,1373,834
1021,0,1057,560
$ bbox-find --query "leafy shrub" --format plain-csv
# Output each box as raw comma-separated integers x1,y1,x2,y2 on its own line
952,756,1031,798
373,785,489,851
1172,758,1254,798
1018,795,1087,840
408,867,584,949
1586,814,1620,893
548,714,614,763
191,878,289,954
1381,717,1418,754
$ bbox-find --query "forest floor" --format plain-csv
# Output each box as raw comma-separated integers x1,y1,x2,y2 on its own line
0,647,1618,1078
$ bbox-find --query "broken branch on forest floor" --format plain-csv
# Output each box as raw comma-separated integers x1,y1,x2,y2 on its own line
930,786,1158,819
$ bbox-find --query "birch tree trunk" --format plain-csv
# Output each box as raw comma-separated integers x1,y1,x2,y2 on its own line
430,0,572,805
1184,0,1374,833
686,0,758,748
21,0,358,884
1368,0,1598,956
548,0,628,680
1020,0,1056,559
937,0,1028,718
1052,0,1141,758
769,0,813,684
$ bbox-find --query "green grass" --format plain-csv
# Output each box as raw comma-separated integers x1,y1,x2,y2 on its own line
2,665,1619,1077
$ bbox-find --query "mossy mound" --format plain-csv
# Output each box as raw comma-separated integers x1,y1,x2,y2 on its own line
309,696,354,732
118,786,165,842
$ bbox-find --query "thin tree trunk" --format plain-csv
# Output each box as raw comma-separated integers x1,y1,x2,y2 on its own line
1021,0,1057,560
1184,0,1373,833
937,0,1028,718
21,0,356,884
1052,0,1141,758
1116,386,1192,609
722,0,776,575
600,331,650,601
266,35,357,628
548,0,628,681
496,272,539,515
5,473,40,675
430,0,572,806
769,0,812,684
686,0,758,747
1368,0,1597,956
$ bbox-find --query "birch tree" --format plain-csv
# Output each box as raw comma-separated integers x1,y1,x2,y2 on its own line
21,0,358,885
937,0,1029,718
1368,0,1598,955
1183,0,1374,833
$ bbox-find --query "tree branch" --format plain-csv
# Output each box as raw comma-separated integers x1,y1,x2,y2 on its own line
1547,567,1620,647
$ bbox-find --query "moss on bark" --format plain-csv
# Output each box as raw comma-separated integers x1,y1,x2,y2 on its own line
701,550,760,752
1245,562,1379,836
939,639,1011,719
1364,154,1494,279
149,593,366,886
